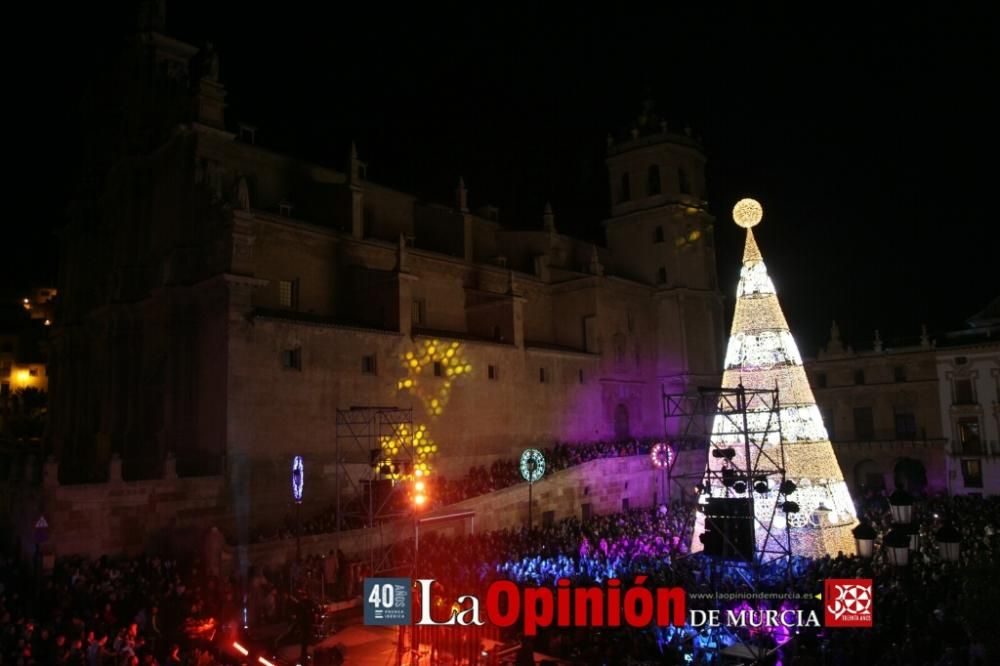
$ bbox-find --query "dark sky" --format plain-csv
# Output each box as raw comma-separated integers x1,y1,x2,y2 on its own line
14,1,998,355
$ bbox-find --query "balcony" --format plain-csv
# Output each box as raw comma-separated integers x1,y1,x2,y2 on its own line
831,434,947,453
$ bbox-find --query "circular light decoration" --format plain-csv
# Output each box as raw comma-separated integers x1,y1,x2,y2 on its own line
732,198,763,228
650,442,675,469
291,455,304,504
519,448,546,483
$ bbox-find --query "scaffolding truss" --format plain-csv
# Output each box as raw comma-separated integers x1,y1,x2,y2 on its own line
334,406,415,575
664,384,795,664
663,384,794,573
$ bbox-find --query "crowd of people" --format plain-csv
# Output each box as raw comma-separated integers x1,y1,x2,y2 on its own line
0,548,371,665
386,493,999,665
4,490,999,664
0,553,238,665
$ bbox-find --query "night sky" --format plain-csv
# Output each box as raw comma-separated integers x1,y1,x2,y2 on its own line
14,2,997,355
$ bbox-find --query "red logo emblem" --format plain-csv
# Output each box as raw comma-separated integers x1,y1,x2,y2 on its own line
824,579,873,627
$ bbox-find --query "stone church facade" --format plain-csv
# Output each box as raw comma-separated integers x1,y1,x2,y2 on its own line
48,18,724,528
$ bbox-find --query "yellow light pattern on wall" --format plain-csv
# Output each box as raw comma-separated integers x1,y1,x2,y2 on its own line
397,339,471,417
377,423,439,480
383,338,472,482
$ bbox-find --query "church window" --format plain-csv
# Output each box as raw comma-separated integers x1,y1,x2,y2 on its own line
281,348,302,371
647,165,661,195
678,167,691,194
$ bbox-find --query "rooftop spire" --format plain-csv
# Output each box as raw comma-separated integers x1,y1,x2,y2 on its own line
542,201,555,232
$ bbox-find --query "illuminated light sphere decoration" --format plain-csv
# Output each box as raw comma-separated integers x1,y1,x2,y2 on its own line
691,197,859,560
519,448,546,483
650,442,675,469
732,198,763,228
291,455,304,504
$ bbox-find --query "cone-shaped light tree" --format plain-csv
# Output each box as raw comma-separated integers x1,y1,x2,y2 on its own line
692,199,858,559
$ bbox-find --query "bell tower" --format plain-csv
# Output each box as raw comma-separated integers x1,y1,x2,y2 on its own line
603,102,715,289
603,100,724,390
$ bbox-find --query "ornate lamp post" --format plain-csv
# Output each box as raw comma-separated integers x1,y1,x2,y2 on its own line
888,488,914,524
884,526,911,567
935,524,961,562
520,449,546,531
852,521,877,559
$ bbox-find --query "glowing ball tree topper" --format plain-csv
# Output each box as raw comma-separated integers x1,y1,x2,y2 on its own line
291,455,304,504
650,442,675,469
519,448,546,483
732,198,763,228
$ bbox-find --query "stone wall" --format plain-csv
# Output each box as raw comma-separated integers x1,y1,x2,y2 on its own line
6,448,708,565
242,451,706,569
8,457,228,561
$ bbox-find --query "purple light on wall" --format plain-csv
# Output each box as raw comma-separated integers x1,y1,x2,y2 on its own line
291,455,304,503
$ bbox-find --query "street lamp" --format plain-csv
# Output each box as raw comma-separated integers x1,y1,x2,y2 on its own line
935,524,961,562
852,521,877,559
884,527,911,567
412,478,428,576
888,488,914,524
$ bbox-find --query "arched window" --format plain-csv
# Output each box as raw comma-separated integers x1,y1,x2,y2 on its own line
647,165,661,195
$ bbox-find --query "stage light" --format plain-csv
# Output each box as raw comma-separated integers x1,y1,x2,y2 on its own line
733,481,747,494
233,642,249,656
753,481,769,494
711,447,736,460
721,468,737,487
782,501,800,514
415,480,425,492
259,657,276,666
779,480,797,495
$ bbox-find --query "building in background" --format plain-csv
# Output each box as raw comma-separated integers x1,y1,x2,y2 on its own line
805,298,1000,497
0,288,55,404
46,9,724,536
936,297,1000,496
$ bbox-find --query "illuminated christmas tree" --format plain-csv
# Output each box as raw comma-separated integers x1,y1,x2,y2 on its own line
692,199,858,559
